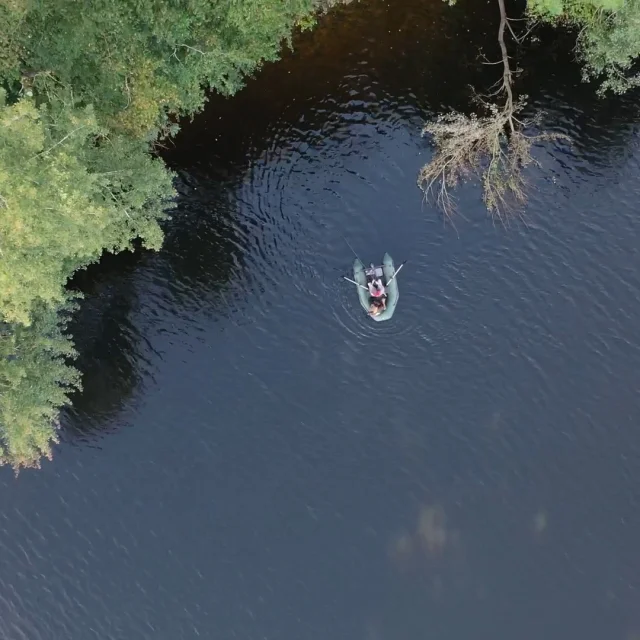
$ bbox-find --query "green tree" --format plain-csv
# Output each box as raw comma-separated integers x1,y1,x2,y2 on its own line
16,0,317,139
0,90,175,325
0,0,26,81
528,0,640,94
0,302,79,469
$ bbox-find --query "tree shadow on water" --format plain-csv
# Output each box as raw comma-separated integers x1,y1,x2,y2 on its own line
150,169,251,320
518,23,640,170
59,170,248,446
60,250,146,445
162,0,500,171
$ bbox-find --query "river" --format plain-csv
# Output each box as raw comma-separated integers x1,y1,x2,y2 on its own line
2,0,640,638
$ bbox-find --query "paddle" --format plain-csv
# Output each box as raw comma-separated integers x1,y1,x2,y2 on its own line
385,261,406,286
342,276,369,291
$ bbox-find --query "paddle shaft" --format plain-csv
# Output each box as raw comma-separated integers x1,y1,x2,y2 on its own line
385,261,406,286
342,276,369,291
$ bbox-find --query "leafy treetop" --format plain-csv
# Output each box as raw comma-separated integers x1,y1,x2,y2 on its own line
16,0,317,139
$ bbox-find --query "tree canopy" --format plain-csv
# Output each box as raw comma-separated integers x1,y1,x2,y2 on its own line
14,0,317,139
0,303,79,468
0,89,174,325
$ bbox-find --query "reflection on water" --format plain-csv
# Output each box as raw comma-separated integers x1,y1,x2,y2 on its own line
418,505,449,555
390,505,457,569
533,509,547,534
63,250,146,440
1,0,640,638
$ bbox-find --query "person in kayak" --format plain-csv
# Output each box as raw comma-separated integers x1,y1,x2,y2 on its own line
368,278,386,298
369,297,386,316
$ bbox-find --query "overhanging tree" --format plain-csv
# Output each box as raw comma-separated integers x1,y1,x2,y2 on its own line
418,0,566,221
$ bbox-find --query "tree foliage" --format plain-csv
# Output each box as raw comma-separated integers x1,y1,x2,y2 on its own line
0,0,327,468
0,0,27,81
16,0,317,139
0,302,79,469
0,89,175,325
528,0,640,94
419,102,543,219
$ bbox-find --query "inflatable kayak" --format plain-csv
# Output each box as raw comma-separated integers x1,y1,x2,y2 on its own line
353,253,399,322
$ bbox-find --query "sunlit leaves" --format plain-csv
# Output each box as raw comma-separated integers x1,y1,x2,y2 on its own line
0,0,27,80
0,91,175,325
528,0,624,17
0,302,80,469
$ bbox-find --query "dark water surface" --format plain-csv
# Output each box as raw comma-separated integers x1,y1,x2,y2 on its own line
3,0,640,638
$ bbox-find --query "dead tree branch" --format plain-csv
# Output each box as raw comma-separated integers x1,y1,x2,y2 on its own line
417,0,568,222
497,0,515,130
